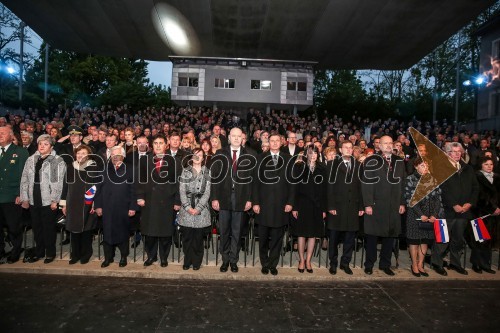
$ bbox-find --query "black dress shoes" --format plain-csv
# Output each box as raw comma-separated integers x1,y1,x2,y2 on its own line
472,265,483,274
482,267,496,274
432,265,448,276
193,266,200,270
183,265,190,270
119,257,127,267
381,267,395,276
161,261,168,267
28,256,40,263
80,258,90,265
220,262,229,273
43,257,55,264
230,263,238,273
449,264,468,275
340,264,353,275
329,266,337,275
144,258,156,267
364,267,373,275
7,256,20,264
69,258,80,265
298,267,305,273
101,260,113,268
261,266,269,275
270,267,278,276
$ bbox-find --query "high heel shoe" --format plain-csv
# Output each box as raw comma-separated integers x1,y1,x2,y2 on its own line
298,262,305,273
306,262,313,273
411,267,421,277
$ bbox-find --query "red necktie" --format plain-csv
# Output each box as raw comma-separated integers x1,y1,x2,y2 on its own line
232,150,237,174
154,157,162,174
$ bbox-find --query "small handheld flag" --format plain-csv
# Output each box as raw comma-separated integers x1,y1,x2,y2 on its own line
434,219,449,243
84,185,97,205
470,217,491,243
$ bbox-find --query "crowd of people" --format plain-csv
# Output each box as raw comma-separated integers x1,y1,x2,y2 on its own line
0,104,499,277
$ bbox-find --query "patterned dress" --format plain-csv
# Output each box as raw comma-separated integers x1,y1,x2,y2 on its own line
404,172,443,244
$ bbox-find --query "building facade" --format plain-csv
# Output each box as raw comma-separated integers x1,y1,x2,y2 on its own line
476,15,500,131
170,56,315,115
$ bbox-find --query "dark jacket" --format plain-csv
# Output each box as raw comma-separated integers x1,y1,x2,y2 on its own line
0,144,29,203
94,162,138,244
361,154,406,237
475,171,500,216
440,161,479,220
136,153,181,237
326,158,363,231
252,151,296,228
210,146,256,211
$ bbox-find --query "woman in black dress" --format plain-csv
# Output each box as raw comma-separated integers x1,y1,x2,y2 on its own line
471,156,499,274
60,145,99,264
403,157,442,277
292,146,327,273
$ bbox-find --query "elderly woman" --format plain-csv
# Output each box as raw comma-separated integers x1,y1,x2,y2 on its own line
403,157,442,277
60,145,99,265
20,134,67,264
178,148,211,270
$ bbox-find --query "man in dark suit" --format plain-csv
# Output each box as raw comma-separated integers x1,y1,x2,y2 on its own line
252,134,295,275
213,125,228,148
326,140,364,275
96,134,118,168
94,146,138,268
167,132,188,167
20,131,37,156
0,126,29,263
281,131,303,157
361,135,406,276
211,127,255,273
431,142,479,276
137,135,181,267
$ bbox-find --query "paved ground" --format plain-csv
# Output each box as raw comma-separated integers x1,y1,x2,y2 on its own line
0,274,499,332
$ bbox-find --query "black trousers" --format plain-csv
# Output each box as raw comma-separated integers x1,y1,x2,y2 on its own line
329,230,356,268
218,206,245,264
70,230,93,261
144,235,172,262
258,224,284,269
181,227,205,268
431,218,467,268
103,240,129,261
364,234,394,269
30,205,58,258
0,202,24,258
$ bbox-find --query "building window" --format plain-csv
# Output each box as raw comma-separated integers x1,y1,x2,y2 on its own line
215,78,235,89
251,80,272,90
287,82,296,91
297,81,307,91
178,74,198,87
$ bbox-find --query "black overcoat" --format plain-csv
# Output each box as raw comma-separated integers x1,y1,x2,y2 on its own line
361,154,406,237
252,152,296,228
94,162,138,244
210,146,256,211
326,158,363,231
136,154,181,237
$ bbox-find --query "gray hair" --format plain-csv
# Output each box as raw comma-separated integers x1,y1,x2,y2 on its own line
110,145,126,157
21,130,33,140
37,134,55,146
445,142,463,153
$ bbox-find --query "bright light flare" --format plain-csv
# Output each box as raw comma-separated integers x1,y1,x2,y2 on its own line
152,3,200,56
462,80,471,86
475,75,486,85
6,67,15,74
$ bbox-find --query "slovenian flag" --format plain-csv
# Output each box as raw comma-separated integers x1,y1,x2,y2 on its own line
470,218,491,243
434,219,449,243
84,185,97,205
